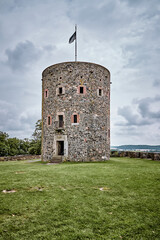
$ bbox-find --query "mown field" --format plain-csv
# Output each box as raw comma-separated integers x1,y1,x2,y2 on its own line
0,158,160,240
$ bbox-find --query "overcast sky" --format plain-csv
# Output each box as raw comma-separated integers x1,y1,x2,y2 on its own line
0,0,160,145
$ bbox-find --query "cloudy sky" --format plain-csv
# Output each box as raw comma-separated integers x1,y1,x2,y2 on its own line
0,0,160,145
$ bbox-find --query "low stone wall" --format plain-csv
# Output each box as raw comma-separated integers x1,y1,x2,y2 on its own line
1,152,160,162
0,155,41,162
111,151,160,161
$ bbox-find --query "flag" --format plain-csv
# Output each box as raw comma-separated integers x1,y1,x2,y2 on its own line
69,31,76,44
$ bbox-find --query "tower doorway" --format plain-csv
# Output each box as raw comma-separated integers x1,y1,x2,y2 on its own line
57,141,64,155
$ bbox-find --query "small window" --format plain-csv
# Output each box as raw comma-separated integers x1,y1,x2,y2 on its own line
58,115,64,128
80,87,84,94
56,86,65,95
77,85,86,95
97,88,103,97
71,113,80,124
48,116,51,125
44,89,48,98
73,115,77,123
59,115,63,121
59,87,63,94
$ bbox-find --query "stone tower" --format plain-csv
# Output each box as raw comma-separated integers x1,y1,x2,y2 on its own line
41,61,110,162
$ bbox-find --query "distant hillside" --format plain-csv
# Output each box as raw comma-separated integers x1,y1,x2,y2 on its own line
111,145,160,153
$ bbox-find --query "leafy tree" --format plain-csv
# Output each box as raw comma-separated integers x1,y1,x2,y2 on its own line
0,131,9,156
29,140,41,155
29,119,42,155
0,120,42,156
19,138,31,154
0,131,9,141
32,119,42,141
8,138,20,156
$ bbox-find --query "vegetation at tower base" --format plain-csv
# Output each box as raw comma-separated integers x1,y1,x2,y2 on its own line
0,120,42,157
0,158,160,239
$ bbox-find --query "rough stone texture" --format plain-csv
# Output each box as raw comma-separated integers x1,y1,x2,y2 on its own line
110,151,160,161
42,61,110,162
153,153,160,161
0,155,41,161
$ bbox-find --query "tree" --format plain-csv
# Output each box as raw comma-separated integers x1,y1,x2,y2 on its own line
29,119,42,155
32,119,42,141
0,131,9,156
8,138,20,156
19,138,30,154
0,120,42,156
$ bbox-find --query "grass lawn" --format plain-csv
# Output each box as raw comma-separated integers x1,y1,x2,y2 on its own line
0,158,160,240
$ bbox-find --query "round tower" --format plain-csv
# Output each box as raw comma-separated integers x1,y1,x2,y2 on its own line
42,61,110,162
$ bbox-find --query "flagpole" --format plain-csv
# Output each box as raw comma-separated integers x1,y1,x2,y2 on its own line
75,24,77,62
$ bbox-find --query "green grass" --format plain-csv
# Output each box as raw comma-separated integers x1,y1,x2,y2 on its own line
0,158,160,240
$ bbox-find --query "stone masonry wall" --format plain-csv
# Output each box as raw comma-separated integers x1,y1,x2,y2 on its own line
42,62,110,162
0,155,41,161
111,151,160,161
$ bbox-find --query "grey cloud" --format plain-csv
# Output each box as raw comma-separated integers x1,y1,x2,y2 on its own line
69,0,160,38
121,0,160,17
68,0,132,39
0,100,20,131
5,40,42,71
123,38,160,72
117,106,152,126
135,95,160,119
0,100,40,137
117,95,160,127
43,45,56,52
0,0,47,13
153,79,160,87
121,1,160,72
116,126,141,137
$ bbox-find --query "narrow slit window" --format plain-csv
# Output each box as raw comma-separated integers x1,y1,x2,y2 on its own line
48,116,51,125
59,87,63,94
80,86,84,94
97,88,103,97
44,89,48,98
74,115,77,123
